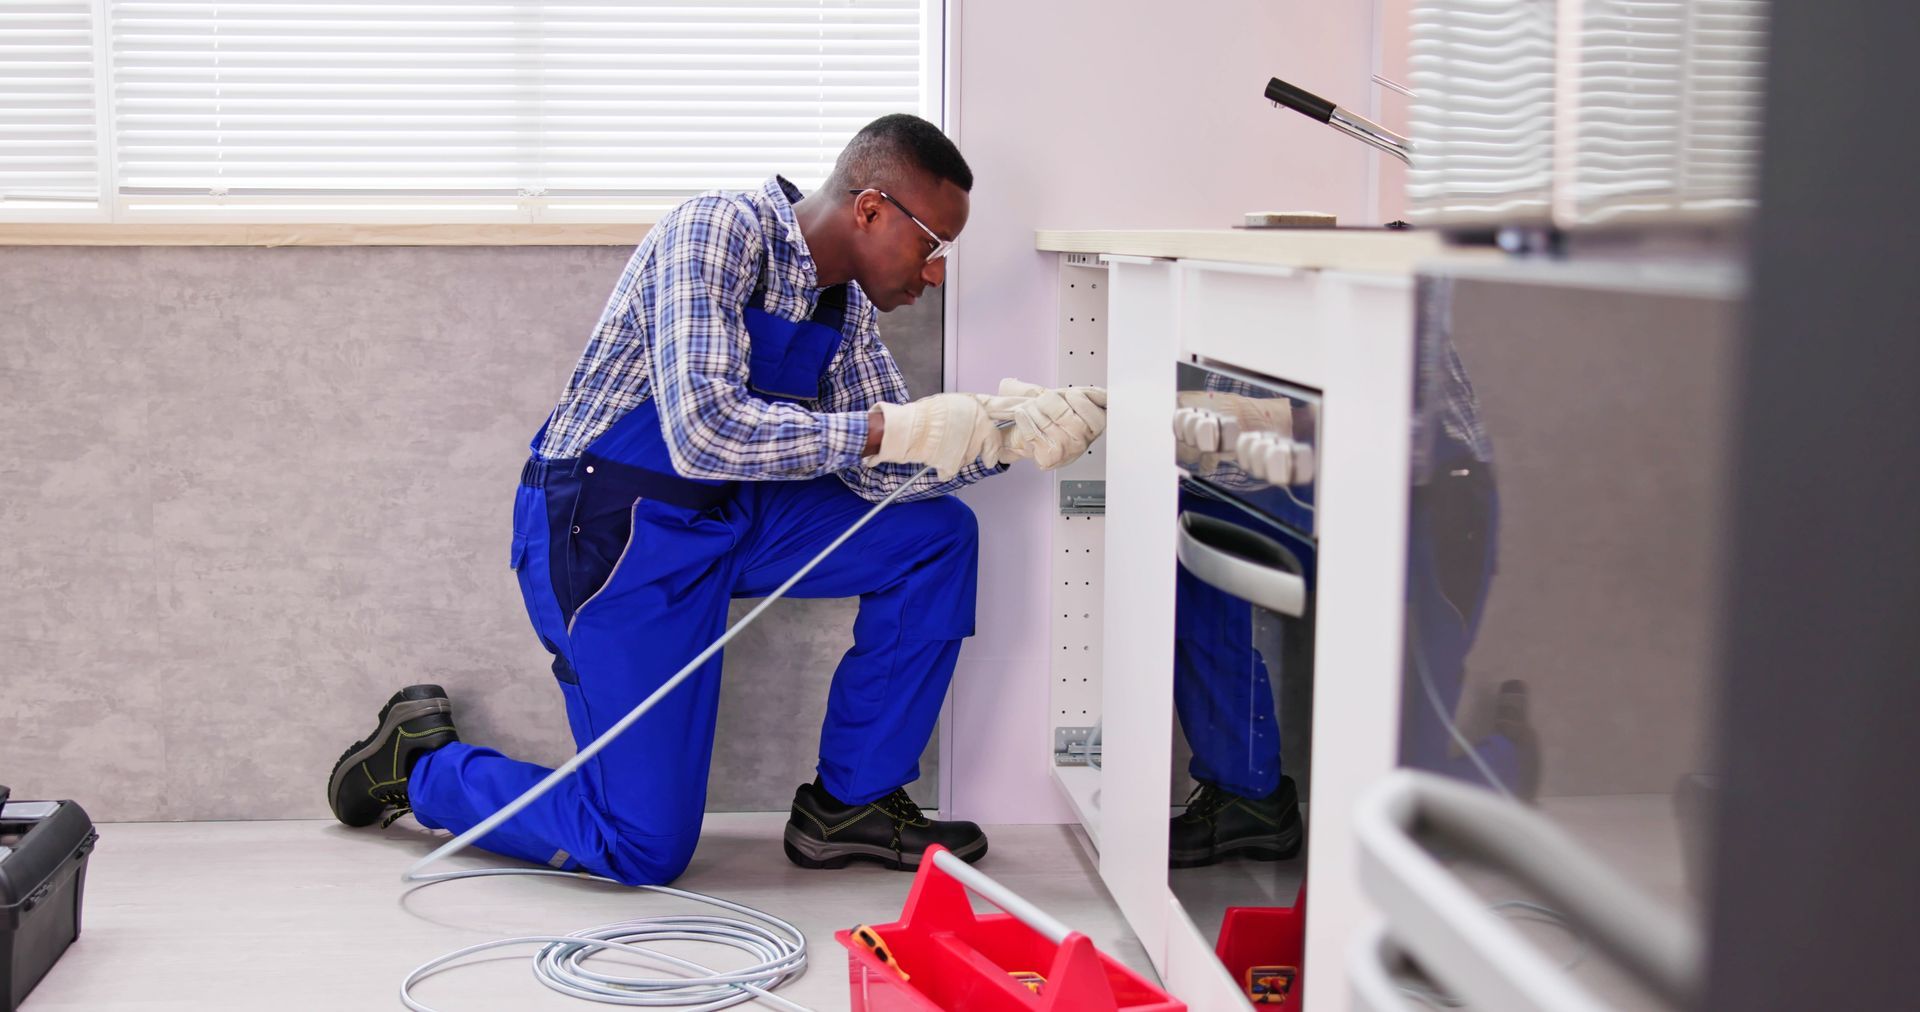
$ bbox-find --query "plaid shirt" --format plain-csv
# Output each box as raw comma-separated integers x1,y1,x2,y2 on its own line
537,176,999,503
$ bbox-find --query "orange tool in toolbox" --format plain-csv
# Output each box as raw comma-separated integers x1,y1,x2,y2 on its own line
837,845,1185,1012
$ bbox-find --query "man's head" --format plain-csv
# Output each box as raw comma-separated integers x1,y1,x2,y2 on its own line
818,114,972,312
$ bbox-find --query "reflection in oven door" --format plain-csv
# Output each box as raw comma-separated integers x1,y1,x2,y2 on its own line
1357,271,1740,1011
1168,358,1323,1006
1174,359,1318,536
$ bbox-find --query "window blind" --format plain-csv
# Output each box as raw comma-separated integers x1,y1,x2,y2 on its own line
1677,0,1765,213
7,0,931,219
1566,0,1765,224
0,1,102,206
1569,0,1691,220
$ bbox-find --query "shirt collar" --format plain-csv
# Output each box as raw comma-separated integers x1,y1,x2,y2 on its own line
761,175,820,293
755,175,878,339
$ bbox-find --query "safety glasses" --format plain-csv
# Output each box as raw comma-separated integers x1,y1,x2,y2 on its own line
848,188,955,262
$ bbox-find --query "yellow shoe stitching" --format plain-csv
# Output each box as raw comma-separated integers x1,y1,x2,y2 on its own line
384,724,453,779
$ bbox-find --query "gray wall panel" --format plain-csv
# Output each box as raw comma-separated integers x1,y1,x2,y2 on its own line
0,244,944,821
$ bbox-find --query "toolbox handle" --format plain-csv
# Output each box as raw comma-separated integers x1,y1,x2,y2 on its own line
931,849,1073,945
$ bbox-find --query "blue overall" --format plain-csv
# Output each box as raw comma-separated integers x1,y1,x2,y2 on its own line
407,285,979,886
1174,437,1517,800
1172,485,1315,800
1401,449,1522,791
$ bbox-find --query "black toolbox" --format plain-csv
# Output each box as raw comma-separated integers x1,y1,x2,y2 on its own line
0,787,97,1012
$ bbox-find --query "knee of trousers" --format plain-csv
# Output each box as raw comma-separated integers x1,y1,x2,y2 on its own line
878,496,979,640
899,494,978,562
597,828,701,887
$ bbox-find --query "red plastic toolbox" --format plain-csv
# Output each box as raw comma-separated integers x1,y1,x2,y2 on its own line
838,845,1183,1012
1214,885,1306,1008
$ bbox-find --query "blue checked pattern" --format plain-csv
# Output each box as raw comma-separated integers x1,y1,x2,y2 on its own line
537,176,998,503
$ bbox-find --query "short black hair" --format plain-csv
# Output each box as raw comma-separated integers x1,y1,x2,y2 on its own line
827,113,973,194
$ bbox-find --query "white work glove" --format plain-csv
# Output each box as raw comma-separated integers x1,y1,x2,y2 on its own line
973,378,1042,467
865,393,999,480
997,379,1108,470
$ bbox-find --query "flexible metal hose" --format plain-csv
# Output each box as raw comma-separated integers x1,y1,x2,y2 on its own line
397,461,942,1011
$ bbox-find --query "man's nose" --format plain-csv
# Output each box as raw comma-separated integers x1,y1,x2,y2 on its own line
921,257,947,288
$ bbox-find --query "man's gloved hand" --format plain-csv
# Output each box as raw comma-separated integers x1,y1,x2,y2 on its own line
866,393,999,479
973,378,1041,467
994,379,1108,470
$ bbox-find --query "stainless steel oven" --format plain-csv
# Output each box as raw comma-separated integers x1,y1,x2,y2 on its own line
1166,358,1321,1007
1352,268,1741,1011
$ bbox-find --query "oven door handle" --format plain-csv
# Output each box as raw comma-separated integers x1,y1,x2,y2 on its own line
1355,771,1702,1012
1176,511,1308,617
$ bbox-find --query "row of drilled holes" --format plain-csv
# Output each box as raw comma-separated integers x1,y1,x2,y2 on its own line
1059,525,1096,714
1058,277,1102,721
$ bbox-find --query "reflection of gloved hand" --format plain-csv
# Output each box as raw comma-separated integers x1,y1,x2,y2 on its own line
866,393,999,479
1173,390,1293,451
999,379,1108,470
1174,390,1313,484
1176,439,1237,481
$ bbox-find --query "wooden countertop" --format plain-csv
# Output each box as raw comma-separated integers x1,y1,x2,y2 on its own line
1034,227,1495,273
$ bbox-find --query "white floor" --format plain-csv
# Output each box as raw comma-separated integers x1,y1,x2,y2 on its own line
22,814,1151,1011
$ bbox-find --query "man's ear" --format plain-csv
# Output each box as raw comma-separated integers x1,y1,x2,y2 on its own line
850,191,883,234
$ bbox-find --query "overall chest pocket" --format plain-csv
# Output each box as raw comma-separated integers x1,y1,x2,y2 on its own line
744,306,845,403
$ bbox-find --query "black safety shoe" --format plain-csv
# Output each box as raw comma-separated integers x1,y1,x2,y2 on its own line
328,684,458,828
1493,679,1543,802
784,780,988,870
1168,776,1304,869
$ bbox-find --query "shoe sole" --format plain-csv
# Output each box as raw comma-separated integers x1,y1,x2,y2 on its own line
327,687,453,825
782,824,989,871
1169,829,1304,869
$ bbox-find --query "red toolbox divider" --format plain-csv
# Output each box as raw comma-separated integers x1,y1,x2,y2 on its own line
1213,884,1307,1007
838,845,1184,1012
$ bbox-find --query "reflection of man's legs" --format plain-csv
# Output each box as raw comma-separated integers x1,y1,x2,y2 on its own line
1175,542,1283,800
1403,460,1539,798
1169,488,1304,867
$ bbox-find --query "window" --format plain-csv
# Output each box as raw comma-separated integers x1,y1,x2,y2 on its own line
1,0,940,224
0,2,103,212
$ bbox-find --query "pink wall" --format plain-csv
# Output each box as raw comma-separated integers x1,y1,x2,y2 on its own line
947,1,1381,822
1373,0,1414,223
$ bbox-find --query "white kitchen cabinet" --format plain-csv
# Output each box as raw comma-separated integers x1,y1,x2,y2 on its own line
1037,230,1480,1011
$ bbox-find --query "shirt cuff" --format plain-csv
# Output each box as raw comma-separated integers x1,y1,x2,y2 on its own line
826,409,872,472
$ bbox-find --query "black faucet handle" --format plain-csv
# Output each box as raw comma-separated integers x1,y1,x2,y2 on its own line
1265,77,1337,124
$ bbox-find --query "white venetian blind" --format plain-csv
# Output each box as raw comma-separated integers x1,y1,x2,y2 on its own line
1568,0,1690,222
1564,0,1765,225
1407,0,1558,227
0,2,101,205
1677,0,1766,214
107,0,926,213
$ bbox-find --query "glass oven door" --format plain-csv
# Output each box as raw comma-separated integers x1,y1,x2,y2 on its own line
1169,359,1322,1008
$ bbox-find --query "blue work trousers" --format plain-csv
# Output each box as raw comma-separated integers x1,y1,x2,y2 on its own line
1401,459,1523,790
409,473,977,885
1173,488,1312,799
